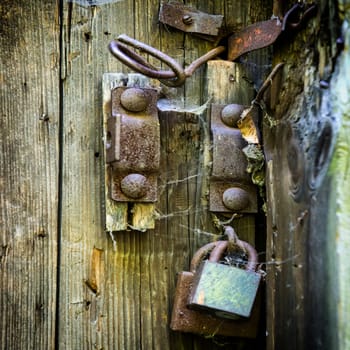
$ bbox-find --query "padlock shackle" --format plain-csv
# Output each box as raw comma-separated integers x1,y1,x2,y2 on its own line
236,240,259,271
190,238,259,273
209,237,259,272
190,242,218,273
224,226,239,243
208,241,228,263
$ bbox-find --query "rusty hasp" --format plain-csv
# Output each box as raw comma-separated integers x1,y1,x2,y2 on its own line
108,3,316,87
228,3,317,61
159,1,224,42
106,86,160,202
170,240,261,338
210,104,257,214
227,19,283,61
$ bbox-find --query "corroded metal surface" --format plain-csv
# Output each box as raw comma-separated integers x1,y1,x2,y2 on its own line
227,19,282,61
227,4,317,61
222,187,250,211
170,272,261,338
120,88,149,112
120,174,149,199
221,103,245,127
109,35,225,87
159,1,224,38
188,240,260,319
210,104,257,213
106,86,159,202
170,240,261,338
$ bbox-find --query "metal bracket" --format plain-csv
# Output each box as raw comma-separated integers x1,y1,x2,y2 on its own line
159,1,224,42
106,86,160,203
210,104,257,213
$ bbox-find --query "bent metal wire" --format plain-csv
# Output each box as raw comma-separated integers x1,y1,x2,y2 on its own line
109,35,225,87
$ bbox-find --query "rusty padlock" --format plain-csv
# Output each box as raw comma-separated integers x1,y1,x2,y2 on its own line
170,241,261,338
188,236,261,319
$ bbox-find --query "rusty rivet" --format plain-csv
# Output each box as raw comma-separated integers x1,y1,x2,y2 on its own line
182,15,193,25
121,173,149,199
120,88,149,112
222,187,250,211
221,104,245,127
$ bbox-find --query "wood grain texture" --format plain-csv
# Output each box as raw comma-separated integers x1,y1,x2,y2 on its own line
0,0,272,349
59,3,121,349
0,1,60,349
264,1,342,348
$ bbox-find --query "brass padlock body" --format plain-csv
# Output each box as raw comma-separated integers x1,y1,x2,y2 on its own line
170,271,261,338
189,260,261,318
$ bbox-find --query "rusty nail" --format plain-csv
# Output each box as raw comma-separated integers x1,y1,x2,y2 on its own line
182,15,193,25
120,88,149,112
221,104,245,127
120,174,149,199
222,187,250,211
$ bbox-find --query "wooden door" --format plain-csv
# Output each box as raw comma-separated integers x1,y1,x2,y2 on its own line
1,1,350,350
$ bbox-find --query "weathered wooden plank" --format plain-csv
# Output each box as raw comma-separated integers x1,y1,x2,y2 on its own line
162,110,199,350
321,18,350,349
264,1,344,348
0,1,60,349
131,14,189,346
59,1,272,350
59,2,132,348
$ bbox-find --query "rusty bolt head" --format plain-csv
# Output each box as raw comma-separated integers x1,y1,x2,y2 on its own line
121,174,149,199
120,88,149,112
182,15,193,25
221,104,245,127
222,187,250,211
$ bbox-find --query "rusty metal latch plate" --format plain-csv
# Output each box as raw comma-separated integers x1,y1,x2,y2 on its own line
210,104,257,213
159,1,224,40
106,86,160,202
227,19,282,61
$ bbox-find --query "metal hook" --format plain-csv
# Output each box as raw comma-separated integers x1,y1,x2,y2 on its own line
109,34,225,87
282,3,317,31
109,35,186,86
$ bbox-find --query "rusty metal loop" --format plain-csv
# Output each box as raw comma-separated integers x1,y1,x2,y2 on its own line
235,240,259,271
116,35,184,79
254,62,284,104
189,236,258,273
220,232,259,272
224,225,239,243
223,225,259,272
189,241,218,273
282,3,317,31
109,35,224,87
109,41,161,75
109,35,186,86
209,241,228,263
